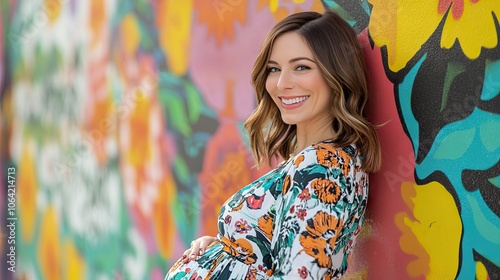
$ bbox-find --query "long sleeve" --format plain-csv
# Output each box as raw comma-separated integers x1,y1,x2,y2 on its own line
269,143,368,280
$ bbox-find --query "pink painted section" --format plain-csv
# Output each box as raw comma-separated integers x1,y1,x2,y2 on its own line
189,7,276,121
345,29,418,279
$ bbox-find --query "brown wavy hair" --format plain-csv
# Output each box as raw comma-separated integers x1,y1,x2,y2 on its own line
244,10,381,172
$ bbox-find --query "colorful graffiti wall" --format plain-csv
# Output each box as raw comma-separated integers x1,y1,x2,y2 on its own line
1,0,499,279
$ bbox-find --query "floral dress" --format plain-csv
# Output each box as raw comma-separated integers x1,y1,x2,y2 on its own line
165,140,368,280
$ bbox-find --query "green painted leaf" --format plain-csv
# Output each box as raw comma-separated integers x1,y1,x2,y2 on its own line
434,128,475,160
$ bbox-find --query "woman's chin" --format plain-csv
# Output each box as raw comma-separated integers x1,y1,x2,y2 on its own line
281,119,298,125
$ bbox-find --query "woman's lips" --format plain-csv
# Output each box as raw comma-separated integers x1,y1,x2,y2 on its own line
280,96,309,109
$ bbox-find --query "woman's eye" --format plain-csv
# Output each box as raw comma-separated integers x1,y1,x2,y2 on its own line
296,65,310,71
268,67,280,73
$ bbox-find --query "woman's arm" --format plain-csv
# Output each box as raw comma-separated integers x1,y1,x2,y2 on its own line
269,144,368,279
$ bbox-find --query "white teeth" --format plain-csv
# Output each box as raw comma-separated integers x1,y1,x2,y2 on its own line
282,96,308,105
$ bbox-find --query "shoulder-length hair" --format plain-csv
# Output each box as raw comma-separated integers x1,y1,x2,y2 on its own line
244,10,381,172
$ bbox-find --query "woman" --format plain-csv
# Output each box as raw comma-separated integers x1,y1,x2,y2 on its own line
165,10,381,280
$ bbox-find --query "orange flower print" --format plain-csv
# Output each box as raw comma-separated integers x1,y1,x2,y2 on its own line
298,266,309,279
311,178,341,204
314,143,337,168
257,214,274,240
314,144,351,176
338,156,351,177
282,175,291,195
299,233,331,267
299,211,344,267
221,237,257,265
307,211,343,239
294,155,305,167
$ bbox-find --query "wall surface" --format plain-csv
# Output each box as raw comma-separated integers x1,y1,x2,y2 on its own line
1,0,499,279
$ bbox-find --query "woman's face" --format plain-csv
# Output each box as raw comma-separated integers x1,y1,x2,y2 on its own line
265,31,332,129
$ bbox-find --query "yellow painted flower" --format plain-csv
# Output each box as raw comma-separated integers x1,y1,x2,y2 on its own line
64,239,86,280
440,0,500,60
157,0,193,75
369,0,500,72
475,260,491,280
266,0,307,13
121,13,141,55
38,207,61,280
44,0,62,23
38,210,86,280
18,144,38,242
395,181,462,279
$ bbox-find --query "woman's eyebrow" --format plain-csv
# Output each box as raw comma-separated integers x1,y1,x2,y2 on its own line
289,57,316,63
268,57,316,65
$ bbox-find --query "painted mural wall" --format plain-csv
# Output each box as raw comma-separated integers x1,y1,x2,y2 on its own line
1,0,499,279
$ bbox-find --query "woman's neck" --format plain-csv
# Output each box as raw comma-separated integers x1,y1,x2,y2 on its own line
294,122,335,155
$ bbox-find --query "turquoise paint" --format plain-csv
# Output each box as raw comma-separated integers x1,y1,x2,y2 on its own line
415,108,500,279
467,194,500,245
400,51,500,278
481,59,500,101
398,55,426,156
480,119,500,152
455,189,500,279
433,128,475,160
489,174,500,189
417,109,500,177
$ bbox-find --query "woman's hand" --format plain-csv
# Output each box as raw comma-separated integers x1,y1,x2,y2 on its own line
182,235,217,263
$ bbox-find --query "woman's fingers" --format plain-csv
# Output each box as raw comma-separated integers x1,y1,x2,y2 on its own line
181,248,192,263
197,243,206,255
197,236,216,255
184,236,217,261
189,242,200,259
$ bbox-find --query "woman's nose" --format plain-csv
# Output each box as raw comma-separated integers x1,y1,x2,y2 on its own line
276,70,293,91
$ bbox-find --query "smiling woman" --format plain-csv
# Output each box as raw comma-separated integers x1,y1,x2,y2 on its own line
264,31,333,143
246,10,381,173
165,10,381,280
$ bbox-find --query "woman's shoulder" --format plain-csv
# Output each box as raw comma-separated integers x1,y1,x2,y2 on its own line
312,140,356,155
278,140,364,197
284,140,362,176
298,140,357,162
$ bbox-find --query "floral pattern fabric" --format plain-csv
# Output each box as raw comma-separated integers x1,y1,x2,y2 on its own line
165,140,369,280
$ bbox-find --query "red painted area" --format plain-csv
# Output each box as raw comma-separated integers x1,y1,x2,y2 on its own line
345,29,418,279
438,0,465,19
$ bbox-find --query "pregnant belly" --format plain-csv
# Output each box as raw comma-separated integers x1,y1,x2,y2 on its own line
166,237,271,279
